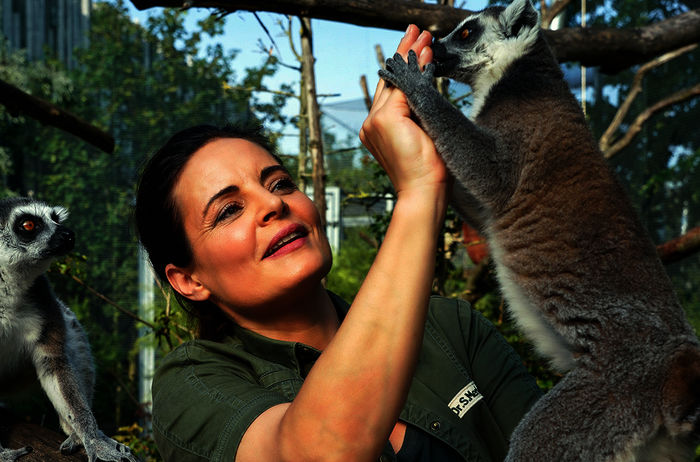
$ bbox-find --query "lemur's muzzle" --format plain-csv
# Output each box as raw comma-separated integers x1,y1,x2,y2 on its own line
47,225,75,256
430,38,457,77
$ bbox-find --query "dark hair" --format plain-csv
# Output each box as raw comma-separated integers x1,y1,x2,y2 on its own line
134,122,282,340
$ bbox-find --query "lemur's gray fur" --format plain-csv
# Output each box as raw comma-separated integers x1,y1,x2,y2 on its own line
379,0,700,460
0,197,138,462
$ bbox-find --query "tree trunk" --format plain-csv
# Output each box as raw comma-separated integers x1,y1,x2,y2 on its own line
298,71,309,192
300,16,326,228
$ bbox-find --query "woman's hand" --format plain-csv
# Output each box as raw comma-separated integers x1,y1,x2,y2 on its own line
359,25,447,199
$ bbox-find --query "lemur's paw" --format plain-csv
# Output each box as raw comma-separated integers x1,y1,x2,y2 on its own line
379,50,434,94
84,434,140,462
0,445,32,462
59,433,82,454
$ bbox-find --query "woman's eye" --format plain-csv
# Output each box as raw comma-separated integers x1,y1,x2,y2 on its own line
215,203,242,223
271,177,298,194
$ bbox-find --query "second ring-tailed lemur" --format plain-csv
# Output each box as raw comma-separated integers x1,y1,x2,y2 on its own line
0,197,138,462
379,0,700,460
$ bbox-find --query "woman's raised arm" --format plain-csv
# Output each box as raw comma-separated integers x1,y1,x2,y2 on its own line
236,25,447,462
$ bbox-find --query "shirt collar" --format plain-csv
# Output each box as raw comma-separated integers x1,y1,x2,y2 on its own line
224,291,349,377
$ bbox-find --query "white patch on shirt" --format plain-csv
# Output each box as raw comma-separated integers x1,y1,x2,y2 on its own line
448,381,483,418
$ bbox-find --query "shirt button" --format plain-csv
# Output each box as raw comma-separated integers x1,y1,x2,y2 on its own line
430,420,441,431
379,455,392,462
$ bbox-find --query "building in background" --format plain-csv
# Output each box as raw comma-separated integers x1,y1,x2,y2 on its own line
1,0,91,68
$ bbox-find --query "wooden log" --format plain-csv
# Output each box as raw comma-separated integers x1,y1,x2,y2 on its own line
0,409,87,461
129,0,700,74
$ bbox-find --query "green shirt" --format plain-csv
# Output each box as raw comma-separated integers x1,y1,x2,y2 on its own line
152,295,541,461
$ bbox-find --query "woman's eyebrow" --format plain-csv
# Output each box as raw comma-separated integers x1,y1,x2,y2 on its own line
201,165,288,218
202,185,238,218
260,164,288,183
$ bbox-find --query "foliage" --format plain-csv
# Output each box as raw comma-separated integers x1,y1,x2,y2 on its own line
325,227,377,302
114,423,161,462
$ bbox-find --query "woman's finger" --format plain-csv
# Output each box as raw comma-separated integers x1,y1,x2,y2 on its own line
396,24,420,58
408,30,433,68
371,24,422,106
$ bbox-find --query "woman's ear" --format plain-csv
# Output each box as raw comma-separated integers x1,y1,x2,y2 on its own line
165,263,211,301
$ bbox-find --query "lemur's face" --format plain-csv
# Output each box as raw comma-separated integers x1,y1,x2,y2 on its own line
432,0,539,89
0,198,74,267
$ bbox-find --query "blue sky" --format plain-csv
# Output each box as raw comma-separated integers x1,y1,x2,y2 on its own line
121,2,488,154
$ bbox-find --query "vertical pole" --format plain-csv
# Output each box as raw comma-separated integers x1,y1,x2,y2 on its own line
138,245,155,431
580,0,587,116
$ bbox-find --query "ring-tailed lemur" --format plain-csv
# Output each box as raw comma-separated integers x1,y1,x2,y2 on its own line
379,0,700,460
0,197,138,462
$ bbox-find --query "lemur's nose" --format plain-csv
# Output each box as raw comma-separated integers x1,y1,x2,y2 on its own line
49,225,75,255
431,39,447,60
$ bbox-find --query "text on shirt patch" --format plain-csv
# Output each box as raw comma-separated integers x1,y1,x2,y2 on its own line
448,381,482,418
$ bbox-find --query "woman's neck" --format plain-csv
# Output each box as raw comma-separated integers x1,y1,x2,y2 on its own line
224,285,339,351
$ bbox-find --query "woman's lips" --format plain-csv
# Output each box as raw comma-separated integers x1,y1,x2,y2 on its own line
263,224,309,259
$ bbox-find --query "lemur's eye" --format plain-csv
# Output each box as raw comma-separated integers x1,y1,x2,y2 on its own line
461,28,471,39
22,220,35,231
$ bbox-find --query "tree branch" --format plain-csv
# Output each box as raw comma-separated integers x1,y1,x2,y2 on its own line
0,78,115,154
603,82,700,159
546,9,700,73
129,0,700,73
70,274,156,330
599,44,698,154
657,226,700,265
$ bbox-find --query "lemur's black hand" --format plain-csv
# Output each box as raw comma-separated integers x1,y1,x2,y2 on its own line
379,49,435,98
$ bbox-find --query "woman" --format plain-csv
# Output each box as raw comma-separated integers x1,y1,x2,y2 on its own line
135,27,541,462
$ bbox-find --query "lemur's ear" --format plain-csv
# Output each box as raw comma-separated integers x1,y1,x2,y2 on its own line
500,0,539,38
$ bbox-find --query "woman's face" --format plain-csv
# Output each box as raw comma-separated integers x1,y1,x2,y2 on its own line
170,137,332,317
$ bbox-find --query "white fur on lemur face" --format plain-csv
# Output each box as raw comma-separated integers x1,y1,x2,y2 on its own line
0,197,71,274
433,0,539,116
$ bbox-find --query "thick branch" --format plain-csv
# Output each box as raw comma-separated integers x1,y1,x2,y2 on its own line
0,79,115,154
657,226,700,265
130,0,700,73
546,9,700,73
133,0,461,35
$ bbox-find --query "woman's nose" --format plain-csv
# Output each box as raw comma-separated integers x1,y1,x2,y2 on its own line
258,192,288,224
